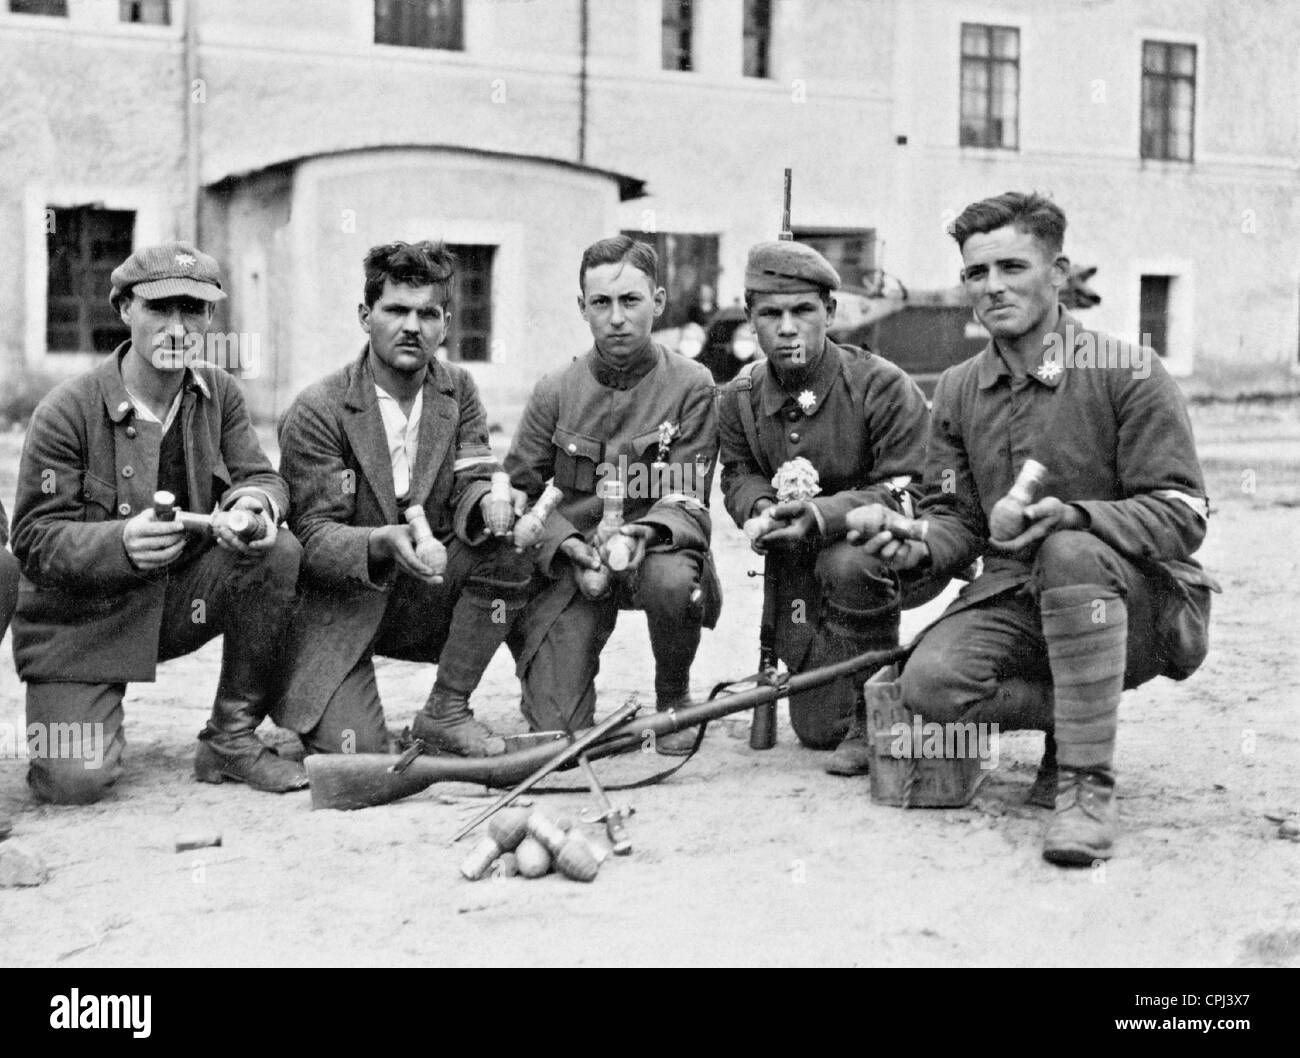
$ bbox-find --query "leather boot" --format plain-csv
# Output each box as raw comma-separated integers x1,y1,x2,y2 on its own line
1044,766,1117,865
793,604,898,751
824,686,871,776
195,550,307,792
653,694,699,756
411,588,516,757
1039,586,1126,865
194,664,308,792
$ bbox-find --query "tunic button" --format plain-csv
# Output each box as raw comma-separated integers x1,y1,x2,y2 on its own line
790,432,800,442
567,443,578,454
118,503,132,516
787,410,800,422
121,466,134,478
125,426,137,439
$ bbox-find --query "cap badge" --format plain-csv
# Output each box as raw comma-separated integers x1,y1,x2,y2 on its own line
174,252,196,268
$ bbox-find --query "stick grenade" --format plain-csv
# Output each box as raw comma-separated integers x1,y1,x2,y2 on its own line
514,483,563,551
450,700,640,844
154,490,177,522
597,478,636,572
484,471,516,537
577,753,633,855
989,459,1047,541
152,491,267,543
403,503,448,579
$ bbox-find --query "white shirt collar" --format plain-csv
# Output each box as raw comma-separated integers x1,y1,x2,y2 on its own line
374,383,423,501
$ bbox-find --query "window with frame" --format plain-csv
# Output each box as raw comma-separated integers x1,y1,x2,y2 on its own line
374,0,463,51
1141,41,1195,161
120,0,169,25
662,0,693,72
1139,275,1172,357
46,206,135,354
622,231,719,331
743,0,771,79
792,229,876,291
444,244,494,362
959,23,1019,149
8,0,67,15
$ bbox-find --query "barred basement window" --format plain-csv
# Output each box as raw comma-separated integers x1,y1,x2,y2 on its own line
1141,41,1196,161
120,0,169,25
374,0,463,51
662,0,693,72
47,207,135,354
959,23,1019,149
8,0,67,15
743,0,771,78
444,244,494,363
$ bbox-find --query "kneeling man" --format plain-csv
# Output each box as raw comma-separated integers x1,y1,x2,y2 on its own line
276,241,533,757
719,240,941,771
10,242,305,802
862,193,1217,865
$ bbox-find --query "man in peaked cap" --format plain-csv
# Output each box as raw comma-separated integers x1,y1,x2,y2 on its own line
9,240,307,803
718,239,943,769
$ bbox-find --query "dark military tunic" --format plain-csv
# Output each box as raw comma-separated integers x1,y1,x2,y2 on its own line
719,339,932,665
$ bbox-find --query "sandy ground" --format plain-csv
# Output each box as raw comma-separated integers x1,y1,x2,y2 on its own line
0,400,1297,968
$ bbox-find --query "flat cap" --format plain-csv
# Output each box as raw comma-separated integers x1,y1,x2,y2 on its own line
744,240,841,294
110,241,227,309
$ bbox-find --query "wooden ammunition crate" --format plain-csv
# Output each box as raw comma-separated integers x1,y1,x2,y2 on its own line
863,668,987,808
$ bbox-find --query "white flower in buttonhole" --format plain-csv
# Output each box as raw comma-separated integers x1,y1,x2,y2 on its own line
797,389,816,413
772,457,821,503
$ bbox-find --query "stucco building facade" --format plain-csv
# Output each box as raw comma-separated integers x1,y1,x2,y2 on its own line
1,0,1295,422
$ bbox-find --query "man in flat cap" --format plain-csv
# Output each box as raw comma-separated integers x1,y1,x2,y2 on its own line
719,239,939,769
505,235,721,753
8,241,306,803
275,241,534,757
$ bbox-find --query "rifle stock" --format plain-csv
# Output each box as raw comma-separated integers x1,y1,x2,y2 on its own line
305,644,910,810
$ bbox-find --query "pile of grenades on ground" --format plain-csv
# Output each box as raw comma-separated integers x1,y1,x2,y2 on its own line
459,808,618,883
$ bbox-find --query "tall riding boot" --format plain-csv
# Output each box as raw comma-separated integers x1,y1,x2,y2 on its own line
796,603,899,753
195,634,308,793
1039,586,1126,866
195,545,306,791
412,589,521,757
